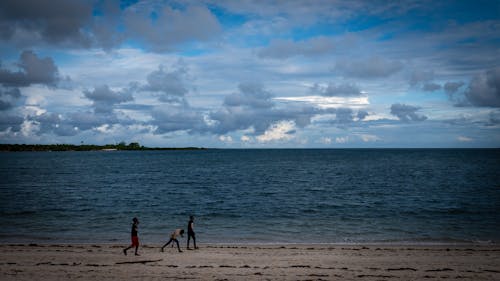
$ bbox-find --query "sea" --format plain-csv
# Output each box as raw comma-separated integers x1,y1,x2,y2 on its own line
0,149,499,245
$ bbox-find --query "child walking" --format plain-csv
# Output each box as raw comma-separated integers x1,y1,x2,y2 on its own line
187,215,198,250
123,217,140,256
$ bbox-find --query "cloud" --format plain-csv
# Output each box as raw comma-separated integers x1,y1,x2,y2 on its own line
457,136,473,142
357,110,369,120
223,83,274,108
0,1,221,51
0,112,24,132
256,120,296,142
422,82,441,92
360,134,381,142
488,111,500,125
258,36,335,59
335,108,354,123
29,109,135,137
335,136,349,144
319,137,332,144
334,57,403,78
123,5,221,52
30,112,78,136
0,87,21,110
390,103,427,122
83,85,134,113
312,82,363,97
208,83,324,135
149,104,206,134
0,50,60,87
444,81,464,94
142,64,189,104
219,135,233,143
0,0,93,47
409,69,434,86
463,68,500,107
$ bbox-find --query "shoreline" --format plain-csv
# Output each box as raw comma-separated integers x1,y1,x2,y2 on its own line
1,243,499,280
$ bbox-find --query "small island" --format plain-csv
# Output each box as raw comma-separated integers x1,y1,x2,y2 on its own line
0,142,206,152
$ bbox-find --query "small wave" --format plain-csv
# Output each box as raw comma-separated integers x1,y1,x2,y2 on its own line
1,210,37,216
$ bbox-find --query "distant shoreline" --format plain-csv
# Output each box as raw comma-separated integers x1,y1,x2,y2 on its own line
0,143,207,152
1,144,499,151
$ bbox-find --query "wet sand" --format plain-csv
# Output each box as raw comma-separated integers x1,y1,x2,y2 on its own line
0,243,499,280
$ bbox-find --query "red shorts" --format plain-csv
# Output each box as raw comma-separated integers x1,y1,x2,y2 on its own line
131,236,139,247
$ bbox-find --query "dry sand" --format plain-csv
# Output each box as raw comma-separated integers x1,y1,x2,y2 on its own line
0,243,499,280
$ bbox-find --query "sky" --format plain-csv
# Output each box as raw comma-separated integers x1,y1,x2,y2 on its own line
0,0,499,148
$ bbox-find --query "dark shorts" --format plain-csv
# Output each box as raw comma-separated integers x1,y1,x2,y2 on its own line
188,231,195,237
131,236,139,246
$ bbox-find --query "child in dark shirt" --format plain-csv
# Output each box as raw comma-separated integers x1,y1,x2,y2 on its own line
123,217,140,256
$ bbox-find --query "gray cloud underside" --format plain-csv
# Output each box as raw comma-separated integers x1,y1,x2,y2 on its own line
464,68,500,107
84,85,134,114
0,113,23,132
0,87,21,110
123,5,221,52
0,50,59,87
0,1,221,51
444,81,465,94
0,0,93,47
390,103,427,122
141,65,190,105
422,82,441,92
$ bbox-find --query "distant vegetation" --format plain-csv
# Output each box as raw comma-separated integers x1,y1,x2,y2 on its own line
0,142,206,152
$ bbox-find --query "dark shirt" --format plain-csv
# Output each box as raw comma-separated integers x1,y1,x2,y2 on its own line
188,220,194,234
131,223,138,237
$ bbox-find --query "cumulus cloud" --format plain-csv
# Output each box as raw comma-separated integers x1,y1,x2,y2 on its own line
463,68,500,107
488,111,500,125
0,112,23,132
422,82,441,92
84,85,134,113
444,81,464,94
124,5,221,52
0,1,221,51
334,57,403,78
255,120,296,142
390,103,427,122
312,82,362,97
30,112,78,136
0,0,93,47
224,83,274,108
0,50,60,87
29,109,135,137
335,108,354,124
258,36,335,59
0,87,21,110
142,64,191,105
149,104,206,134
208,83,324,135
357,110,369,120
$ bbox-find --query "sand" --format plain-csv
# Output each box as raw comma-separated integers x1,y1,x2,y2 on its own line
0,243,499,280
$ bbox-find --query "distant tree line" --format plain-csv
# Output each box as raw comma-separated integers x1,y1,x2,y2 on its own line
0,142,206,152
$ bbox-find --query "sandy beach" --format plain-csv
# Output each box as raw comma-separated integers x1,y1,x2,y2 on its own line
0,243,499,280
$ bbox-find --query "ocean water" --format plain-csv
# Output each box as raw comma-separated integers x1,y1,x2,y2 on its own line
0,149,499,245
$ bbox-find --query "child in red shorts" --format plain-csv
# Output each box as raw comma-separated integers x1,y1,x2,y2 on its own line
123,217,140,256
